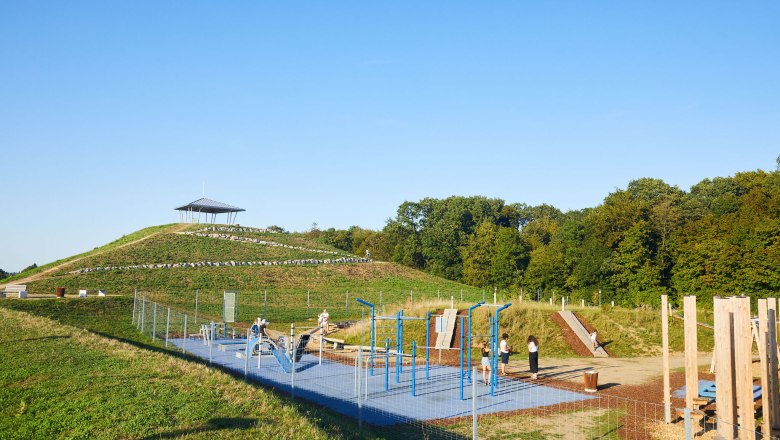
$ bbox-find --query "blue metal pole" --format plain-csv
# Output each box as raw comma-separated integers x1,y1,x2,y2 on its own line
355,298,376,377
425,311,430,380
460,316,465,401
412,341,417,397
395,310,401,384
493,303,512,392
399,310,404,375
385,338,389,391
490,315,496,396
467,302,484,383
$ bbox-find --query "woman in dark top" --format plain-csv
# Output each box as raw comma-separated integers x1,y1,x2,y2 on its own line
527,335,539,380
480,341,491,385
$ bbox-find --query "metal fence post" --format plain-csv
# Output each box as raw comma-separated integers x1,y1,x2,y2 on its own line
684,407,691,440
263,289,267,320
140,297,145,332
291,323,296,400
307,290,310,318
357,348,362,429
132,289,137,324
165,307,170,347
182,315,188,354
194,289,199,324
152,302,157,341
472,366,478,440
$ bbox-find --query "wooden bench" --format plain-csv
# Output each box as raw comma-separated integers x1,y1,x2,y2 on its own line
1,285,27,299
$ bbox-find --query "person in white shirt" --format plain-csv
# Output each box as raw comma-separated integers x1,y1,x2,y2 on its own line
590,331,598,350
527,335,540,380
499,333,511,376
318,309,330,335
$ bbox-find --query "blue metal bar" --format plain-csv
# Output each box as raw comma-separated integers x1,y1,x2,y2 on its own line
467,301,485,382
395,310,401,383
412,341,417,397
493,302,512,392
459,316,465,400
425,311,430,380
398,310,404,375
490,314,496,396
385,338,389,391
355,298,375,376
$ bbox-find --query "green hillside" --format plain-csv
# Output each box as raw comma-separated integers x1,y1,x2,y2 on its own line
21,224,485,323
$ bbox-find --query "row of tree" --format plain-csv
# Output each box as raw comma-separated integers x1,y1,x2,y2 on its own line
312,169,780,306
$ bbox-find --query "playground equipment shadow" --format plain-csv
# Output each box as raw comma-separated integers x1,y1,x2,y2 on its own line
169,337,596,426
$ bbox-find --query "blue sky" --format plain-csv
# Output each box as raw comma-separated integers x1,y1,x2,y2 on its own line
1,2,778,272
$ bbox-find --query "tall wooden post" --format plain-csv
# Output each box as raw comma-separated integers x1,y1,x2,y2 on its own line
758,299,772,437
662,294,671,423
683,295,699,409
733,297,755,438
714,297,737,439
768,297,780,429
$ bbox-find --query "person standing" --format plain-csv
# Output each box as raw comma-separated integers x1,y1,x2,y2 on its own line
527,335,540,380
480,341,491,385
318,309,330,335
590,331,598,350
499,333,512,376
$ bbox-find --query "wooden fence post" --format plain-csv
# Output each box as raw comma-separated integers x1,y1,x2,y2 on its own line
733,296,754,438
714,297,737,439
662,294,671,423
683,295,699,409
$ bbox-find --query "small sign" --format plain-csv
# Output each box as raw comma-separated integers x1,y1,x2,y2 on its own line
435,316,447,333
79,289,87,298
223,290,238,323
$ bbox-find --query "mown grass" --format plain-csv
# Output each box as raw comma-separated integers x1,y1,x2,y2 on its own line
0,303,377,439
0,298,464,440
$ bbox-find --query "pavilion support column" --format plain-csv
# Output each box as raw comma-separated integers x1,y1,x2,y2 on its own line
758,299,772,437
662,294,671,423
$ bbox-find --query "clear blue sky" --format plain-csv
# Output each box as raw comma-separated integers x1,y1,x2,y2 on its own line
1,2,778,272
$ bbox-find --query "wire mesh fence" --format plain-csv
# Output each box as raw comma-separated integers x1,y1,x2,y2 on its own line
129,292,774,440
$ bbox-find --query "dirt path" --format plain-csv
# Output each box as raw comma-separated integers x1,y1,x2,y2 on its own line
506,352,712,386
0,223,190,290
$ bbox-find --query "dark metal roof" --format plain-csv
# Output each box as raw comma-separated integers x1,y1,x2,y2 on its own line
174,198,245,214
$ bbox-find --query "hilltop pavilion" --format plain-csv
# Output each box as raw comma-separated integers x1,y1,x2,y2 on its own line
175,198,245,224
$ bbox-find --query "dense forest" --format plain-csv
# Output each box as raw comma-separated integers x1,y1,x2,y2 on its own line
312,169,780,307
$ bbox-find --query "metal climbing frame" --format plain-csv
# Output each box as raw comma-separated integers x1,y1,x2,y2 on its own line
465,302,512,396
354,298,431,381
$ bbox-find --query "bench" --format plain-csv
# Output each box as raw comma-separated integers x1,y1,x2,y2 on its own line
1,285,27,299
320,336,345,350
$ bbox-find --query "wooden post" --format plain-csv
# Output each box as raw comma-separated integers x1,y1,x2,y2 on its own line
768,297,780,429
662,294,671,423
758,299,771,437
683,295,699,409
714,297,737,439
733,296,754,438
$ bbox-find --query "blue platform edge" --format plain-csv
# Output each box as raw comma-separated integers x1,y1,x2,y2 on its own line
673,379,761,400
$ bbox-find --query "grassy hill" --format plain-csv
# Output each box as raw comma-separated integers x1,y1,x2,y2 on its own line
17,224,486,324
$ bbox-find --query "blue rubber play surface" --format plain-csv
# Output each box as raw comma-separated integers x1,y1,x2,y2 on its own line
170,337,597,425
673,379,762,401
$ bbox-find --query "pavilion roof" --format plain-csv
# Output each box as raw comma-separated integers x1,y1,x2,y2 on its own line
174,198,245,214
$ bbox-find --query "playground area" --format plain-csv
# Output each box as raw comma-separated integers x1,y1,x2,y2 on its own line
130,290,780,439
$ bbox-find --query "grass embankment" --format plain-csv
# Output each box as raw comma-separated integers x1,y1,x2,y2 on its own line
0,301,374,439
0,224,177,283
341,300,715,359
49,234,351,275
26,262,485,325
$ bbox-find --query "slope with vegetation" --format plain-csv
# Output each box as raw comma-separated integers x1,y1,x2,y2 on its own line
315,169,780,307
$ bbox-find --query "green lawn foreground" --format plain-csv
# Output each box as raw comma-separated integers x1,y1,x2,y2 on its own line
0,300,376,440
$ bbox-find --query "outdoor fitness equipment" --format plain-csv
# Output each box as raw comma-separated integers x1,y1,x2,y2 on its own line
355,298,431,383
465,301,512,397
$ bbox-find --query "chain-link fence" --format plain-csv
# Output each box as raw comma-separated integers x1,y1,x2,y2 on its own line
130,291,774,439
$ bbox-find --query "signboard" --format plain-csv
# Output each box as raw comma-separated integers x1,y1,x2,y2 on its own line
223,290,238,323
435,316,447,333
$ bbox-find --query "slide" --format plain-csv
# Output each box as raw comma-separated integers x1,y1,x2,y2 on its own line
557,311,609,357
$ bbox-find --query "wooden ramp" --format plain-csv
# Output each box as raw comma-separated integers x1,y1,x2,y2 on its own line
435,309,458,349
557,311,609,357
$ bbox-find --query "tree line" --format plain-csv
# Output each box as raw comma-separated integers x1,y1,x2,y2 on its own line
310,169,780,307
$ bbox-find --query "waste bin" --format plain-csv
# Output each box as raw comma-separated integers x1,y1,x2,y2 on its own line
55,287,65,298
584,370,599,392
